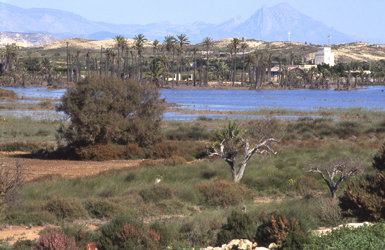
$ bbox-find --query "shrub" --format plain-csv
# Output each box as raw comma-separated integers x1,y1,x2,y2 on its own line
165,124,210,141
198,179,247,207
139,184,175,203
57,75,164,147
339,174,385,221
294,175,322,197
5,210,57,225
335,121,359,138
44,197,86,220
83,199,118,218
255,212,308,247
149,141,179,159
35,229,78,250
124,143,144,159
340,144,385,221
13,239,34,250
164,156,187,166
74,144,124,161
305,223,385,249
216,210,257,246
0,88,16,99
98,215,160,250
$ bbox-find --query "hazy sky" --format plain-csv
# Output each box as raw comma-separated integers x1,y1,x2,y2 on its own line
1,0,384,40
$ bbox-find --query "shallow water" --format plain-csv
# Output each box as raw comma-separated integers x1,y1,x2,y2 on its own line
1,86,385,120
161,86,385,111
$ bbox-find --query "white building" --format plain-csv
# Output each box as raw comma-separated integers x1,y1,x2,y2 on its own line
315,47,335,66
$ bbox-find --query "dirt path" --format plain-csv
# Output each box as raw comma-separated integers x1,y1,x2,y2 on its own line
0,151,142,181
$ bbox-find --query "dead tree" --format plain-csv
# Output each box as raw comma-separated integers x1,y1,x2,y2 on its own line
209,121,278,183
0,161,23,205
309,158,364,199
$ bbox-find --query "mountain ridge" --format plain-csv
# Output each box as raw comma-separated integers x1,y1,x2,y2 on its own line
0,2,365,44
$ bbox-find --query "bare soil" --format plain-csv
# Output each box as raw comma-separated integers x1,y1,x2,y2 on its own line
0,151,142,182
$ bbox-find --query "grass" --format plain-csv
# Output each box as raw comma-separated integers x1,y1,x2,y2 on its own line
1,112,385,248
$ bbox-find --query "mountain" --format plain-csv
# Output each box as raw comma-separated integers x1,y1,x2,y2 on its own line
225,3,353,44
0,2,357,44
0,32,55,47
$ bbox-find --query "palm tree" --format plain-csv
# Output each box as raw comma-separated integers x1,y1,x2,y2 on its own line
115,35,126,77
105,48,114,76
212,61,230,83
176,34,190,85
245,54,256,85
192,47,198,86
240,42,249,86
134,33,147,82
164,35,176,85
231,38,241,86
148,59,165,87
202,37,213,86
152,40,159,56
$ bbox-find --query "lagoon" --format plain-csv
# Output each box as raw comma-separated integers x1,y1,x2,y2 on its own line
1,86,385,120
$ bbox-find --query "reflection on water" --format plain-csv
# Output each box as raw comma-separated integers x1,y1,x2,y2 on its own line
1,86,384,120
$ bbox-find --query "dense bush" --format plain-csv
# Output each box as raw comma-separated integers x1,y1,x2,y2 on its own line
340,143,385,221
35,229,78,250
98,215,161,250
216,210,257,246
198,179,248,207
57,75,164,147
44,197,87,220
83,199,118,218
255,212,308,247
305,223,385,250
0,88,16,99
139,184,175,203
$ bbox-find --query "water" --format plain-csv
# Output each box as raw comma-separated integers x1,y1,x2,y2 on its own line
161,86,385,111
1,86,385,120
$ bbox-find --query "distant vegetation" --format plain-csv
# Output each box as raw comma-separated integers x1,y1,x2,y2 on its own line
1,35,385,89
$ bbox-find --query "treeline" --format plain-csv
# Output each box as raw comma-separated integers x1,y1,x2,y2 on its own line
1,35,385,89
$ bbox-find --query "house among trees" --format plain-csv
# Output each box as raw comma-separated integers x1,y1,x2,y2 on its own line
315,47,335,66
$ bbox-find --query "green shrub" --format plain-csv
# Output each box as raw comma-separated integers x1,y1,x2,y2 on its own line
216,210,257,246
255,212,308,247
340,143,385,221
139,184,175,203
165,124,210,141
335,121,359,138
305,223,385,250
13,239,34,250
57,75,164,147
198,179,247,207
98,215,160,250
44,197,87,220
83,199,118,218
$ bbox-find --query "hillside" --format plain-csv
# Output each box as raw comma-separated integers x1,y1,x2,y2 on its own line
31,38,385,63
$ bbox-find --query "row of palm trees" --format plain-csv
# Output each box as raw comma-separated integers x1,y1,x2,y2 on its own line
1,35,385,88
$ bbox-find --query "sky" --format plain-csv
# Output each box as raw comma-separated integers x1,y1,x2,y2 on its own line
1,0,384,41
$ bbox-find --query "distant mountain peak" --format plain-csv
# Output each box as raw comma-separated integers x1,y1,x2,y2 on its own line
0,2,357,44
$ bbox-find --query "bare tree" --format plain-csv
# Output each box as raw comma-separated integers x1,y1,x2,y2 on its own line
309,158,364,199
209,121,278,183
0,161,23,205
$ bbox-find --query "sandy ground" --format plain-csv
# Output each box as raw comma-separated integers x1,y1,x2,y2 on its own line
0,151,142,182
